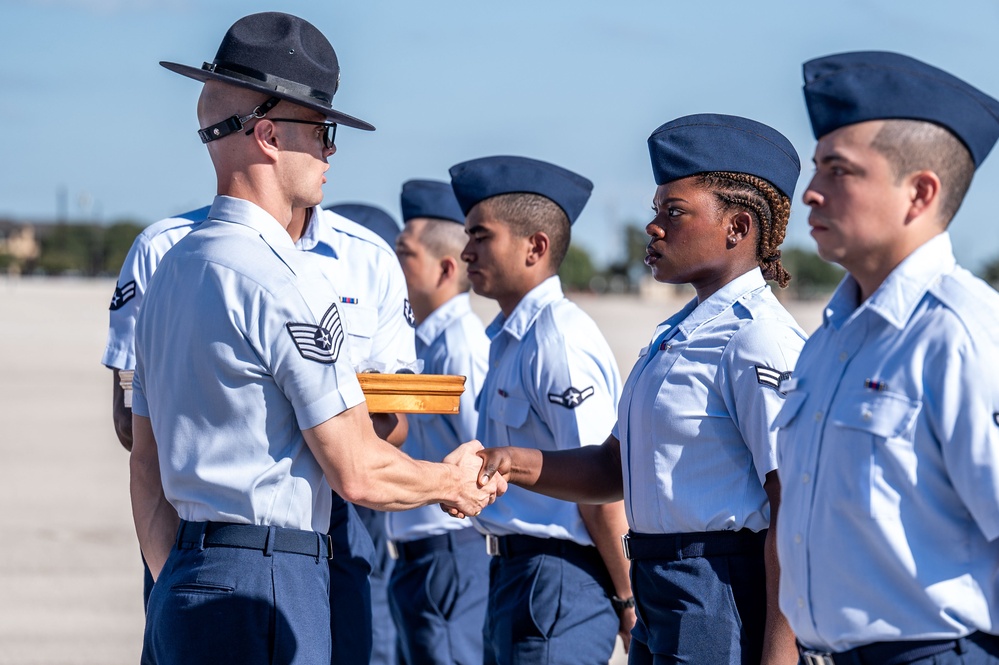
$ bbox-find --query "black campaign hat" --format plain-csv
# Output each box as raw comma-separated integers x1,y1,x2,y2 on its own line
161,12,374,131
803,51,999,167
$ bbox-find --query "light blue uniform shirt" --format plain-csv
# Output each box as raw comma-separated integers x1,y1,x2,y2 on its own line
775,233,999,652
615,268,805,534
297,208,416,372
102,207,208,371
386,293,490,542
131,196,365,534
473,276,621,545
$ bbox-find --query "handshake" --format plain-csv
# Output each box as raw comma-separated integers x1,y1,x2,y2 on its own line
439,443,515,519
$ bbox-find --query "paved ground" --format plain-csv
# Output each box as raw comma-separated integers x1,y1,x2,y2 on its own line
0,276,825,664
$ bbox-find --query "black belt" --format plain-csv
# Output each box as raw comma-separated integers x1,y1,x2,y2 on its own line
621,529,766,561
176,520,332,560
799,632,999,665
487,533,598,560
389,528,484,561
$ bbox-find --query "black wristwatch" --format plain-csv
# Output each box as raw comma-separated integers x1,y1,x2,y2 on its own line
611,595,636,613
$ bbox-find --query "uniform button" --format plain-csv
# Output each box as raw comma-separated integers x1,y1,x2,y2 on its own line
797,597,805,608
839,351,848,362
794,533,802,544
814,411,823,422
802,473,810,484
862,410,873,421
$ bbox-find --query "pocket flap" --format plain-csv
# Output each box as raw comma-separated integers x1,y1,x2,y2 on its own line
773,390,808,429
489,394,530,428
831,390,920,438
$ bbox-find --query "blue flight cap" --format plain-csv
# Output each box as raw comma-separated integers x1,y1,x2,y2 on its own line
647,113,801,200
327,203,401,246
803,51,999,167
400,179,465,224
448,155,593,224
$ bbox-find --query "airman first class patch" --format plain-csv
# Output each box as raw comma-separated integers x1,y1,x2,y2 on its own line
109,281,136,311
286,302,345,364
756,366,792,394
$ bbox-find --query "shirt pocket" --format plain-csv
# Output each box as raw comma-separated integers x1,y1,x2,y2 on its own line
487,394,531,447
830,390,921,520
773,390,808,429
343,305,378,369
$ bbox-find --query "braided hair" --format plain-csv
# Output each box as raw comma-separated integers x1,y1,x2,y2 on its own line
695,171,792,288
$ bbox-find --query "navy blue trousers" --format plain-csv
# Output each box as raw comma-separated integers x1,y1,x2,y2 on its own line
388,530,489,665
484,544,618,665
329,494,375,665
142,531,331,665
355,505,404,664
628,544,766,665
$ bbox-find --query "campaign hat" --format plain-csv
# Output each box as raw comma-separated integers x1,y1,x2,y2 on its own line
400,180,465,224
647,113,801,199
161,12,373,130
448,156,593,224
803,51,999,167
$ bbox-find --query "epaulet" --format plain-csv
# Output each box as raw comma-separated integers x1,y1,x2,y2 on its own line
322,210,395,255
138,206,210,241
928,267,999,343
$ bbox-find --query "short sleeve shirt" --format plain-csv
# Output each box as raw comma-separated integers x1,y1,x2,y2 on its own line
101,207,208,370
297,208,416,372
473,276,622,545
131,196,365,533
775,233,999,651
386,293,490,542
615,268,805,534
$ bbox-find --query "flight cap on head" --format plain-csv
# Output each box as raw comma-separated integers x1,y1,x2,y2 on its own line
327,203,401,246
803,50,999,167
448,155,593,224
647,113,801,199
161,11,374,131
400,180,465,224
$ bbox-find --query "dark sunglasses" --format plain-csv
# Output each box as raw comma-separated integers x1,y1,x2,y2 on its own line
244,118,337,150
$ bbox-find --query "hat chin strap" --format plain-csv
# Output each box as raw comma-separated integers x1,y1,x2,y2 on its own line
197,96,281,144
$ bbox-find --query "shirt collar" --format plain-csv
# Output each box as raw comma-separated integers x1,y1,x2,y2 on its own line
294,207,339,256
207,196,297,250
823,232,956,331
673,268,768,339
416,293,472,346
485,275,564,341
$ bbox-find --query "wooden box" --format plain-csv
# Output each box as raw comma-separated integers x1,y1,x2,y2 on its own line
357,373,466,414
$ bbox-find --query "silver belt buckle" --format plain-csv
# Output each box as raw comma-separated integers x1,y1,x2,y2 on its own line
800,650,835,665
620,533,632,560
486,534,500,557
386,540,399,561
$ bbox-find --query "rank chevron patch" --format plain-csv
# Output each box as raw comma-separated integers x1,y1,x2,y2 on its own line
109,280,136,311
755,366,792,393
286,303,345,364
548,386,595,409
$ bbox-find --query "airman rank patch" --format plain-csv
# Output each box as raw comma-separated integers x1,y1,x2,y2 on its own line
286,303,345,364
403,299,416,328
994,412,999,427
756,366,792,393
109,280,136,311
548,386,595,409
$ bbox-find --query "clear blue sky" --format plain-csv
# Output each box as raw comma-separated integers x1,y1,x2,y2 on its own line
3,0,999,270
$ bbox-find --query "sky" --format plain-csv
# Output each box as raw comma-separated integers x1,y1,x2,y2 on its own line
3,0,999,271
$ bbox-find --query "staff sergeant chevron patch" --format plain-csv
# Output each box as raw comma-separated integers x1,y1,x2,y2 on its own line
109,281,136,311
755,366,792,394
547,386,595,409
286,303,345,364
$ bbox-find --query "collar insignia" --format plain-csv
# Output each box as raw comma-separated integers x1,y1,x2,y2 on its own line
286,303,345,364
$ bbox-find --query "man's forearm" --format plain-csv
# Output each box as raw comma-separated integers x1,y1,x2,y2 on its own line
112,370,133,451
579,500,636,652
762,472,797,665
129,415,178,580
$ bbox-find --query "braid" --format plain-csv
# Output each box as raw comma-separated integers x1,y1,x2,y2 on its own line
695,171,792,288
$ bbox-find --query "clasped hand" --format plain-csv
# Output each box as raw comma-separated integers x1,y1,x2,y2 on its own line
439,442,508,518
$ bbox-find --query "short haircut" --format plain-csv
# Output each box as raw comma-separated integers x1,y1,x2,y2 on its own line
480,193,571,270
417,218,471,292
871,119,975,225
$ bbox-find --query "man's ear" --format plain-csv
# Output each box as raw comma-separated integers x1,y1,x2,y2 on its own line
905,170,942,224
247,119,280,161
525,231,550,267
438,255,458,286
